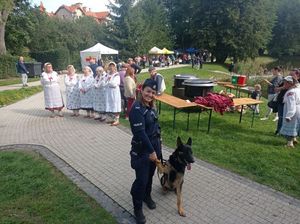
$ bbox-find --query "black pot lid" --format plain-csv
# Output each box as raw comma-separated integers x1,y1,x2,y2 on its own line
183,78,213,84
173,74,197,80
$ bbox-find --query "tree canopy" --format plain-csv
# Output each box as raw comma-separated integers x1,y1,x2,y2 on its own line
269,0,300,57
2,0,300,65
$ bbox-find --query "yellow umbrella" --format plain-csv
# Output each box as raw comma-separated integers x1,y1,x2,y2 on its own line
161,48,174,54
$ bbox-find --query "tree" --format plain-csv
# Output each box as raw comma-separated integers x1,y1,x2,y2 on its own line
5,0,35,55
125,0,172,56
106,0,135,58
0,0,15,55
269,0,300,57
189,0,276,63
162,0,193,49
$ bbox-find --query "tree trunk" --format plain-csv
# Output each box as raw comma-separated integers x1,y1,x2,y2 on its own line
0,22,7,55
215,51,228,64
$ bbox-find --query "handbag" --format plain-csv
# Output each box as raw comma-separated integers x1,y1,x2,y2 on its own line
267,94,278,113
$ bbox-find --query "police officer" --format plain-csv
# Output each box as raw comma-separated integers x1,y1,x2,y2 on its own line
129,78,162,224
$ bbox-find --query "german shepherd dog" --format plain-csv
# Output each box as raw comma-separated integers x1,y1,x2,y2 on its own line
156,137,194,217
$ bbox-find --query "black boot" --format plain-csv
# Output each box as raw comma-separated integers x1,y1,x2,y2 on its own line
134,209,146,224
143,196,156,209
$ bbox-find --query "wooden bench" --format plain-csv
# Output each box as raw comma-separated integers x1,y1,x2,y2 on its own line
154,93,213,133
233,98,263,127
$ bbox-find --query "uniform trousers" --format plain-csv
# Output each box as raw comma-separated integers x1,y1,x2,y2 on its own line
130,138,161,210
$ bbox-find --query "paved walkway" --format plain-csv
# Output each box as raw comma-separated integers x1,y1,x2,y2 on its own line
1,78,300,224
0,80,41,92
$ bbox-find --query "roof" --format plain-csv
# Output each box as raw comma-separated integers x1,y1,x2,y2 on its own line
54,4,109,21
85,11,109,20
54,5,84,14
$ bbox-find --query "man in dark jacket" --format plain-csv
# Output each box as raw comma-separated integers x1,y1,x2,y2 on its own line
128,58,142,75
16,56,29,87
89,58,98,78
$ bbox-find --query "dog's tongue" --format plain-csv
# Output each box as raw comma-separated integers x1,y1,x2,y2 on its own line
187,163,191,171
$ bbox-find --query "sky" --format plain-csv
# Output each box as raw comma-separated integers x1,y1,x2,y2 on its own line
30,0,110,13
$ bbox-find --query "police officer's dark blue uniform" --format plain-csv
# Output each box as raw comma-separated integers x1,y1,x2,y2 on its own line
129,79,161,224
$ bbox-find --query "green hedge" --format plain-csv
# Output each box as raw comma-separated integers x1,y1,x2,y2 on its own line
0,55,19,79
30,48,70,71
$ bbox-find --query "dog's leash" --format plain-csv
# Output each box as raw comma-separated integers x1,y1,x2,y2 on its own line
157,156,167,186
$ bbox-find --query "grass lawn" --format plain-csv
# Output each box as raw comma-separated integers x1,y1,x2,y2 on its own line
121,64,300,199
0,151,116,224
0,77,40,86
0,86,43,107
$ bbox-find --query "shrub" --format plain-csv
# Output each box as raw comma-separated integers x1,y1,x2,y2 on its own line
30,48,70,71
0,55,19,79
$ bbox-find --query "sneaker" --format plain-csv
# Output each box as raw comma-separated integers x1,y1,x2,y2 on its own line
272,117,279,122
143,196,156,209
134,209,146,224
260,117,268,121
100,117,106,122
293,139,299,145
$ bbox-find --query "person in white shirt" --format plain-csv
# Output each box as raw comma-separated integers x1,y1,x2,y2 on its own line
41,62,64,118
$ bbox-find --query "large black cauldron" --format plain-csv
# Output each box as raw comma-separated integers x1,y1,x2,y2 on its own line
183,79,216,99
173,74,196,88
172,74,197,99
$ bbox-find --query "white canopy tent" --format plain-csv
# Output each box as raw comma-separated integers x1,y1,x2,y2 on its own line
80,43,118,68
149,46,163,54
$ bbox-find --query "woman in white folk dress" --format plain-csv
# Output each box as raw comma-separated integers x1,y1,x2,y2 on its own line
41,62,64,118
280,75,300,148
93,66,107,121
64,65,80,116
79,66,95,118
105,62,121,126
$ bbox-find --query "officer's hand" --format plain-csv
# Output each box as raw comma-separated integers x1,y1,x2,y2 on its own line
149,152,157,162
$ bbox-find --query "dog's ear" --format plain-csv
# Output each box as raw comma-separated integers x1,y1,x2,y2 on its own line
187,137,192,146
177,136,183,147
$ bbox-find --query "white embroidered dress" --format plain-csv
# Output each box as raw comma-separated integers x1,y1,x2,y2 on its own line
79,74,94,110
41,71,64,110
280,87,300,137
105,72,121,113
93,73,107,112
64,74,80,110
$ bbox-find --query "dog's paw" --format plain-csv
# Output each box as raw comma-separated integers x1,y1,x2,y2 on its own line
178,209,186,217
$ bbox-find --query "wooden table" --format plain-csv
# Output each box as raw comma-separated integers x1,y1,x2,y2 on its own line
155,94,213,133
224,84,247,97
233,98,263,127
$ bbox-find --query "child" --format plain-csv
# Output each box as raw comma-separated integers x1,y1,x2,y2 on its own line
250,84,261,114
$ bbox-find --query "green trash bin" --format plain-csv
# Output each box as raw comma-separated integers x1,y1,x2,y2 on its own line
231,75,239,84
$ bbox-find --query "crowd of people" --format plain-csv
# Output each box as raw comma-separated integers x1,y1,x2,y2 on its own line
40,59,166,127
260,67,300,148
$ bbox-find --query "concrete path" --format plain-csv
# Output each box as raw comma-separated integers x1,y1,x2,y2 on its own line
1,77,300,224
0,80,41,92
